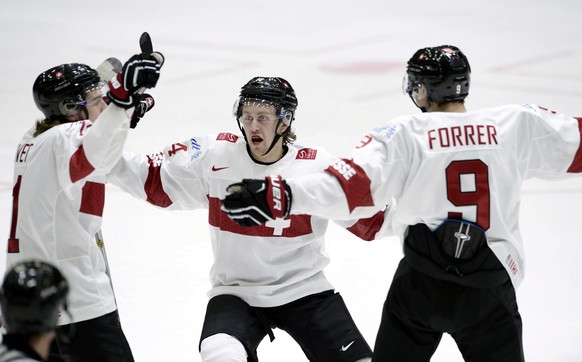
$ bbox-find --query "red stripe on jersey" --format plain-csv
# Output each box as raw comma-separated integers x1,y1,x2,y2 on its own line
144,160,173,208
79,181,105,216
208,197,313,237
69,146,95,183
325,158,374,213
7,239,19,253
346,210,385,241
567,117,582,173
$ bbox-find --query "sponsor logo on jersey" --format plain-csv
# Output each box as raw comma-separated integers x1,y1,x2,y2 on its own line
216,132,239,143
331,159,357,181
296,148,317,160
211,165,229,172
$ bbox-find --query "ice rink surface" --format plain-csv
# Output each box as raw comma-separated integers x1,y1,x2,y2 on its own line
1,0,581,360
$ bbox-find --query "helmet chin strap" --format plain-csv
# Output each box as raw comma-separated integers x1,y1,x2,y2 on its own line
81,106,89,121
261,119,289,156
237,118,289,158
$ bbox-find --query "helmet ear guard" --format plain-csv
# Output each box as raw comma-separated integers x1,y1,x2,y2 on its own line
280,110,293,126
58,96,85,117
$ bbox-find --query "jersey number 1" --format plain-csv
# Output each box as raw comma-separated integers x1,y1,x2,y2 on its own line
445,160,490,230
7,175,22,253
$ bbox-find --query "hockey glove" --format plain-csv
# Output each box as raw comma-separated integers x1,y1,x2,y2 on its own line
107,52,164,109
221,176,292,227
130,93,155,129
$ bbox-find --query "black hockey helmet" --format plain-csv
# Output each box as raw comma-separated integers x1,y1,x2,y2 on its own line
404,45,471,104
32,63,102,120
233,76,298,125
0,260,69,334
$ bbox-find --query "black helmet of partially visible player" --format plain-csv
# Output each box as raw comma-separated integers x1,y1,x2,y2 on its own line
233,77,299,155
404,45,471,111
32,63,102,121
0,260,69,334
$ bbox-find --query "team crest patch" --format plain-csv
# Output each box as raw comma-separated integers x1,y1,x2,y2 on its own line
216,132,238,143
296,148,317,160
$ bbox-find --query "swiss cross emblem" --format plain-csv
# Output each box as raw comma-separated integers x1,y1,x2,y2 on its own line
265,217,291,236
55,71,63,79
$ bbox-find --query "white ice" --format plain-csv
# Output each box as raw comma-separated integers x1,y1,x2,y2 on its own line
1,0,581,361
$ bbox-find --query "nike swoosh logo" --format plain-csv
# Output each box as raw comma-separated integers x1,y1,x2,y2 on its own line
340,340,355,352
211,165,229,172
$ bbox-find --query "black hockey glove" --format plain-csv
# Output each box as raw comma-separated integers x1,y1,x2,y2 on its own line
107,51,164,109
130,93,155,129
221,176,292,227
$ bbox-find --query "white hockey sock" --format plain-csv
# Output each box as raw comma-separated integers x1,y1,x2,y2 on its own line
200,333,247,362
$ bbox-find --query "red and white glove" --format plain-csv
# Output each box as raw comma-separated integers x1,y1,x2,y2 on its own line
130,93,155,129
107,52,164,109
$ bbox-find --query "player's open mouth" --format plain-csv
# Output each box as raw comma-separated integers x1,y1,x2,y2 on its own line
251,135,263,144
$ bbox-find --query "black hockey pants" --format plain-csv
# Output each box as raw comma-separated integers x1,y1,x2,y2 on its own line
372,223,525,362
48,310,134,362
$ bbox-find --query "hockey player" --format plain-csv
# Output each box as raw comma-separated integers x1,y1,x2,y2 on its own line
0,261,69,362
5,45,164,361
109,77,393,362
221,45,582,362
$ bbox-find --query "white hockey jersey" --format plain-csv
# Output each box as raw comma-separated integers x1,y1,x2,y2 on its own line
110,132,392,307
6,105,130,325
290,104,582,288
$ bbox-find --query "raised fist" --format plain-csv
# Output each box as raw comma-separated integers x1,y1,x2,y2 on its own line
107,52,164,109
